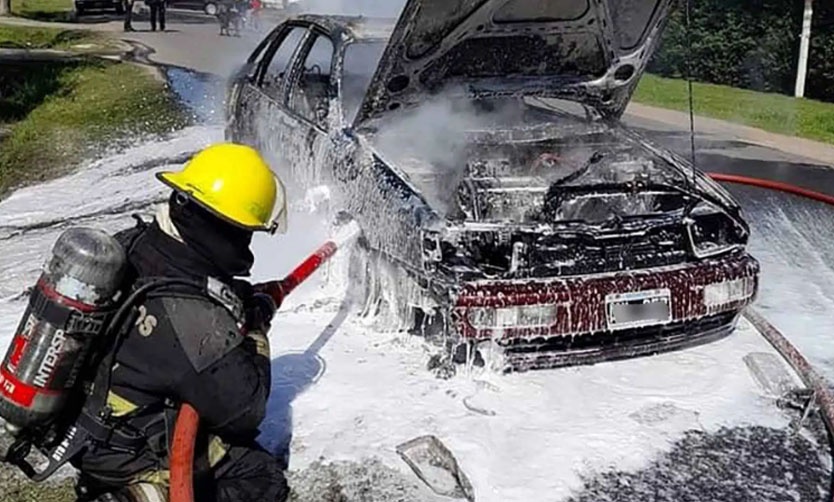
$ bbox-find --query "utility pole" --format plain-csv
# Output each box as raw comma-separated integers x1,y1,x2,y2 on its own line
0,0,10,16
795,0,814,98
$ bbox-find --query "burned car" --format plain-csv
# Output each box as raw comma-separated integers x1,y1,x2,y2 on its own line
226,0,759,371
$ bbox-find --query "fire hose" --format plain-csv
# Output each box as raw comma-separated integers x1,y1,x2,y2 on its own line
169,174,834,502
169,221,360,502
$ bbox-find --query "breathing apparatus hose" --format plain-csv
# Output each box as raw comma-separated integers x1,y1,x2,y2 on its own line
99,279,205,502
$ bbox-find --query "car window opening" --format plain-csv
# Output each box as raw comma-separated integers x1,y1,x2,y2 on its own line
261,26,308,101
290,34,336,127
342,40,387,124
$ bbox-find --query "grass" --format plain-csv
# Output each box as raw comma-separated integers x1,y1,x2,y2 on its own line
0,26,124,124
0,63,68,122
9,0,74,22
0,59,189,194
0,25,102,49
634,74,834,145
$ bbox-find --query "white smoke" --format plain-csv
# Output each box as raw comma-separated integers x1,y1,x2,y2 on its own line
373,97,484,170
289,0,407,17
369,96,550,216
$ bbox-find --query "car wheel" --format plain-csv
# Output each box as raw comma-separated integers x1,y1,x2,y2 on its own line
74,3,85,15
204,2,218,15
115,2,124,14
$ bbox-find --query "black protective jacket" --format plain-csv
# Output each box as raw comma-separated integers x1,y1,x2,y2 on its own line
71,218,271,487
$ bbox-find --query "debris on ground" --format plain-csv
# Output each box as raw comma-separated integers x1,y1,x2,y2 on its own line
287,457,449,502
396,435,475,501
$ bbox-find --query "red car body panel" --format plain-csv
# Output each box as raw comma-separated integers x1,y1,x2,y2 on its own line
453,253,758,342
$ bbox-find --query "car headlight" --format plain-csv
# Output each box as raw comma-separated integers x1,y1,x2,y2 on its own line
703,277,756,312
686,201,746,259
467,304,560,330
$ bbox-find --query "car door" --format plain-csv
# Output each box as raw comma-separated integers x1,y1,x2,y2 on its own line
277,30,338,185
233,23,310,152
226,27,282,141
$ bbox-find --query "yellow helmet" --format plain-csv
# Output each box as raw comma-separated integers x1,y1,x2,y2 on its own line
156,143,287,234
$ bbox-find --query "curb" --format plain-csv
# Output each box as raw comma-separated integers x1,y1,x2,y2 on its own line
626,102,834,168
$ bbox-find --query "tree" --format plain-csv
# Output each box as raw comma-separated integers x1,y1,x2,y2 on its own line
0,0,10,16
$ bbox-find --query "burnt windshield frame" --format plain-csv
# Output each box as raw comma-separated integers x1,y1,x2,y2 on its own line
341,39,388,125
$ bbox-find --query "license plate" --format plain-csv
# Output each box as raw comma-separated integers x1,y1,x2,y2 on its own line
606,289,672,331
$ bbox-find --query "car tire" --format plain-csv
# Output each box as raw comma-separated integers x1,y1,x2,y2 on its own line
74,3,85,15
204,2,217,15
115,2,124,14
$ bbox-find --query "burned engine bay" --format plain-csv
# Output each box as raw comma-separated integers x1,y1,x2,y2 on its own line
401,131,750,282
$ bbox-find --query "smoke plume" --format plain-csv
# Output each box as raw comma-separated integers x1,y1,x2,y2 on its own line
291,0,406,17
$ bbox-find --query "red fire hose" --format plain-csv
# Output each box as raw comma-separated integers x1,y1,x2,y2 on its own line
169,404,199,502
707,172,834,207
170,173,834,502
169,222,360,502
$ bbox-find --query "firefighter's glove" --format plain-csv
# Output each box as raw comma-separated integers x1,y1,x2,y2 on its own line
253,280,285,309
244,292,277,333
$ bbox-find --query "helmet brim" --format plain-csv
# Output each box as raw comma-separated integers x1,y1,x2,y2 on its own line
156,171,272,232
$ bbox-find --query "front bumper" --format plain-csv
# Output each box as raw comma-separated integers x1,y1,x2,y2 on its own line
451,252,759,370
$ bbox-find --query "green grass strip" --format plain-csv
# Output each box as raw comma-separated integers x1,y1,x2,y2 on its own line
0,25,102,49
10,0,75,22
0,61,189,194
634,74,834,145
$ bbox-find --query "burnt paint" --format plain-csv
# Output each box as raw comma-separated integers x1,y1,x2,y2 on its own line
452,252,759,341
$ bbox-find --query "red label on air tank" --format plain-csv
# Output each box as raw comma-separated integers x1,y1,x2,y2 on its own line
0,366,37,407
7,336,28,373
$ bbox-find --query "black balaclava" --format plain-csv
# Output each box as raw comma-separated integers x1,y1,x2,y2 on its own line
168,191,255,278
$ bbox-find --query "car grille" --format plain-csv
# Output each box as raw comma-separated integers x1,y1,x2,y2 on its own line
525,226,689,277
500,311,738,371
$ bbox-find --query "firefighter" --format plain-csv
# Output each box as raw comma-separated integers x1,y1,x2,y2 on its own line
146,0,166,32
70,144,290,502
122,0,134,31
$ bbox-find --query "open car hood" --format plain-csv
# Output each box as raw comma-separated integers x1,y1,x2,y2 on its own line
355,0,673,125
